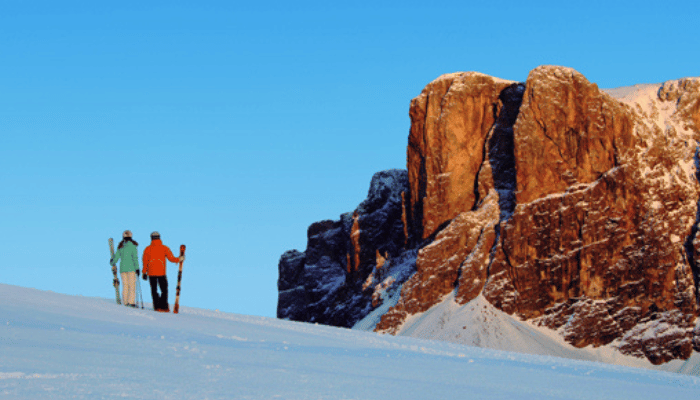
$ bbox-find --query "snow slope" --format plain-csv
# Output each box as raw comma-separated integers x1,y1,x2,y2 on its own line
356,291,700,376
1,284,699,399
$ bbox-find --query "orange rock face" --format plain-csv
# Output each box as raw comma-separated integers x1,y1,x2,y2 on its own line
377,66,700,364
513,67,634,204
406,73,516,242
376,191,500,334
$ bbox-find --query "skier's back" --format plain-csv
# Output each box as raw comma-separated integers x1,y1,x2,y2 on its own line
142,231,182,312
110,230,140,307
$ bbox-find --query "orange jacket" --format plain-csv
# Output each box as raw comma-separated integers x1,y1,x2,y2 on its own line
142,239,180,277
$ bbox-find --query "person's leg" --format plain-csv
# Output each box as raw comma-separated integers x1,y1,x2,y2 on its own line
158,276,169,311
149,276,160,310
125,272,136,306
121,272,128,305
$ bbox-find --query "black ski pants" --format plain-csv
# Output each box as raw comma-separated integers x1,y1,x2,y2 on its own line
149,276,169,311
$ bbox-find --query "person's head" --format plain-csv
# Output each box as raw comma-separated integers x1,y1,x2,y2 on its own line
119,230,137,248
151,231,161,241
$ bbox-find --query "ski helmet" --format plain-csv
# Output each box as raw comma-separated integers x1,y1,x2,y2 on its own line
123,230,133,238
151,231,160,240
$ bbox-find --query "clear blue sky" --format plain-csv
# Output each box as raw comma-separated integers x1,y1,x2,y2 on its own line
1,0,698,318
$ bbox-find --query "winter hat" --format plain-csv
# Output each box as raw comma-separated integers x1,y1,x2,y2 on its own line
123,230,133,238
151,231,161,240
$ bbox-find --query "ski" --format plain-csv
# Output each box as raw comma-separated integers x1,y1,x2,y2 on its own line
173,244,186,314
108,238,121,305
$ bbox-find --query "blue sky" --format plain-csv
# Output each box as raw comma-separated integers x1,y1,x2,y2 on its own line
1,0,698,318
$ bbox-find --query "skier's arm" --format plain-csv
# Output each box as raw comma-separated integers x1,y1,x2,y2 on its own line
111,247,122,267
142,247,150,276
165,247,180,264
131,247,139,270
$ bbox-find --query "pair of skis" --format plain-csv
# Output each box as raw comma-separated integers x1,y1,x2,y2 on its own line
173,245,186,314
108,238,186,314
108,238,121,305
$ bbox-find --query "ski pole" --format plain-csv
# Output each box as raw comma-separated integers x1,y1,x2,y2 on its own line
139,278,144,309
136,273,144,309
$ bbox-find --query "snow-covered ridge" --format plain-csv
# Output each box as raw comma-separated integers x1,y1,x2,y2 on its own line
603,77,700,103
602,83,661,103
603,78,700,130
604,78,699,199
3,283,700,399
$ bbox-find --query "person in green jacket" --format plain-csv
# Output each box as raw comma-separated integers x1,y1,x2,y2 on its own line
111,230,140,307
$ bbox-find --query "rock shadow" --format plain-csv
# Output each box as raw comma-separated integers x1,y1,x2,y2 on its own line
489,83,525,222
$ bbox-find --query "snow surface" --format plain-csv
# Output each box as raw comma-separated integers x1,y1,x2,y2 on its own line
2,284,699,399
602,83,661,104
357,291,700,377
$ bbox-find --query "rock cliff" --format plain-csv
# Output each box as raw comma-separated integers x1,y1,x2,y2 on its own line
278,66,700,365
277,169,412,327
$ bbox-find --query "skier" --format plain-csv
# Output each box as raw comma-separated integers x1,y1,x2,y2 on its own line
110,230,140,307
142,231,184,312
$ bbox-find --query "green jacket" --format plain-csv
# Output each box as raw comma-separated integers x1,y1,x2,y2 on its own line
111,241,139,273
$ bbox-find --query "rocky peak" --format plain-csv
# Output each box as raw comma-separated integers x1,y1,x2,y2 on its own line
406,72,521,244
278,66,700,365
513,65,634,204
389,66,700,364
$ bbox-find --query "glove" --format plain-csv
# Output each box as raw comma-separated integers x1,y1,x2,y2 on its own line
136,269,140,277
179,255,186,262
143,273,148,281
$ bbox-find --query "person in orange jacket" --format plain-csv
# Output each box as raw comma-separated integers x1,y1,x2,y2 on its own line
142,231,184,312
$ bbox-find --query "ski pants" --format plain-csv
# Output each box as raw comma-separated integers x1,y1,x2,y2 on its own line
149,275,169,311
121,272,136,306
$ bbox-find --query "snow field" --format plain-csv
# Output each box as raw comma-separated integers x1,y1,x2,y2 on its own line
2,284,699,399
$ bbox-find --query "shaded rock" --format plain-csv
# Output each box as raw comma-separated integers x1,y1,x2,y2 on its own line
277,250,310,320
276,169,409,328
353,170,410,278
